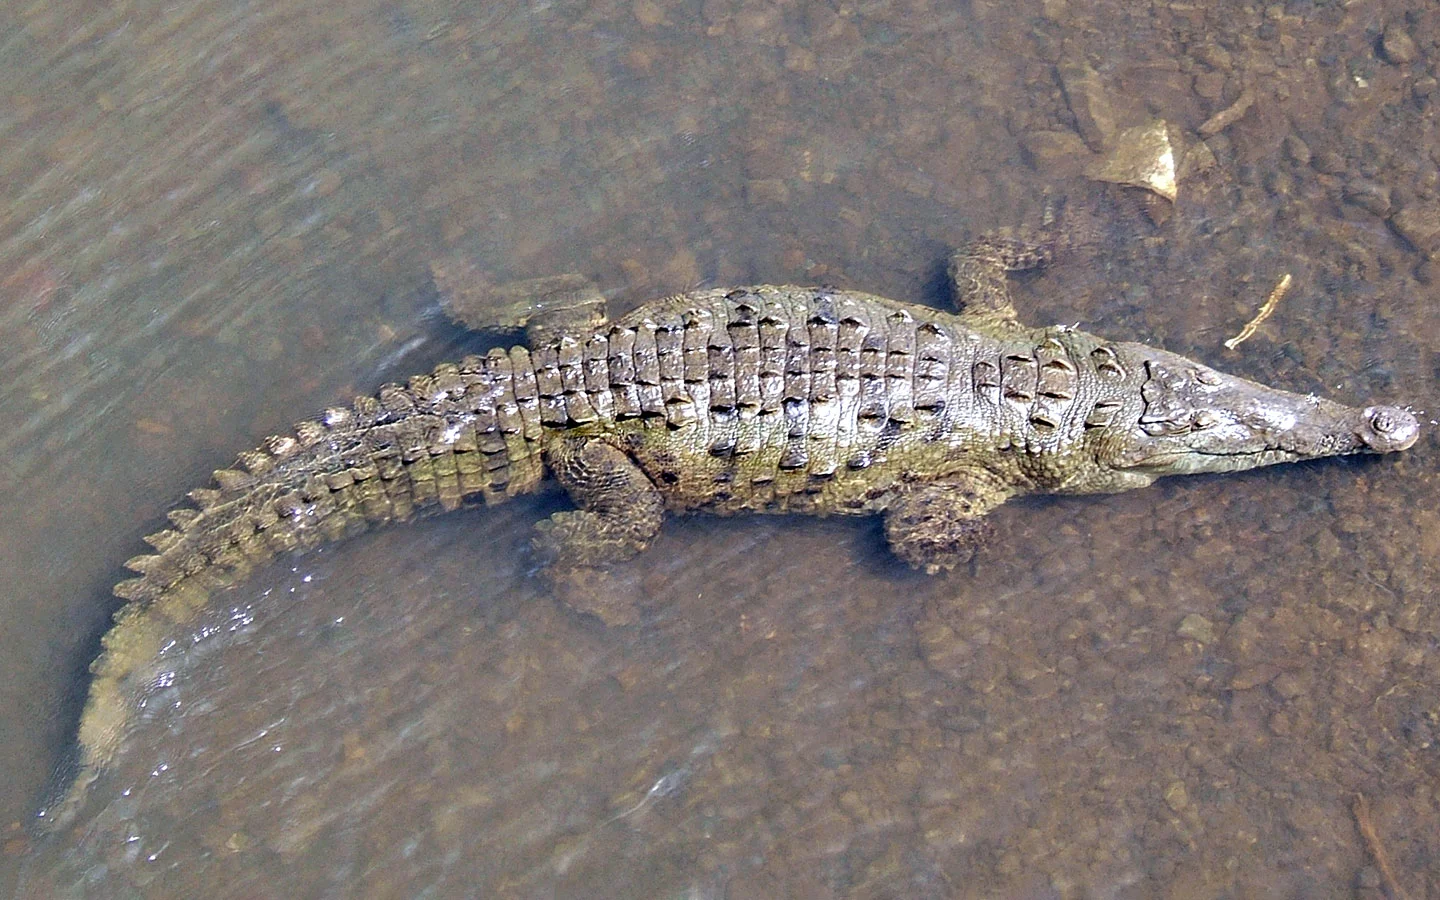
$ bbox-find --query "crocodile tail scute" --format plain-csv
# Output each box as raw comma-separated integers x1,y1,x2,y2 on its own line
48,350,548,831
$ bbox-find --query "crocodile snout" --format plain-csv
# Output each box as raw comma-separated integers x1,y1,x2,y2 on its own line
1360,406,1420,453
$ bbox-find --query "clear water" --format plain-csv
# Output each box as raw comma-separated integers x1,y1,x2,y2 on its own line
3,0,1435,896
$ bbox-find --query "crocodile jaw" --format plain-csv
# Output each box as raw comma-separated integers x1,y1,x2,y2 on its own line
1104,346,1419,477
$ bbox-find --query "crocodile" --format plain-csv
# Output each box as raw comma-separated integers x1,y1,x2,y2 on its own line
41,227,1419,830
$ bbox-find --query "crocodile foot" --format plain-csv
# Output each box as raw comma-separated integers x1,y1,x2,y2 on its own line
883,479,1009,574
544,562,643,627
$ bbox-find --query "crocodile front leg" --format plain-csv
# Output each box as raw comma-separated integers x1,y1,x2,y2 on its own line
883,476,1014,574
947,213,1064,338
536,434,666,625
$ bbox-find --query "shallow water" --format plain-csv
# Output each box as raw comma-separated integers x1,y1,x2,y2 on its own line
3,0,1437,896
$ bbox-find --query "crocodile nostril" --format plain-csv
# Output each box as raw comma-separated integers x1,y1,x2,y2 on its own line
1361,406,1420,452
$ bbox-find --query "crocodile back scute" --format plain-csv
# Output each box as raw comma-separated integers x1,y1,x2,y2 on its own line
584,287,1013,512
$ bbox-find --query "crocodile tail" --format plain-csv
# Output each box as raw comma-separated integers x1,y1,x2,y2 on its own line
46,348,549,830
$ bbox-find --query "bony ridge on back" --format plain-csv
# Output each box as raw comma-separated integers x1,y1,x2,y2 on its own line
38,221,1417,831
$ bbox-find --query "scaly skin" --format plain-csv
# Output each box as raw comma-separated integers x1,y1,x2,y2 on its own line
40,230,1419,831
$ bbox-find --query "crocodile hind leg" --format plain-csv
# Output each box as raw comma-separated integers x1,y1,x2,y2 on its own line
536,434,666,626
883,477,1013,574
430,258,608,344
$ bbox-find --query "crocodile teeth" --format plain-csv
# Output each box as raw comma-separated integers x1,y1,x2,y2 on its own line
187,487,223,510
167,508,201,529
236,450,274,475
212,468,253,492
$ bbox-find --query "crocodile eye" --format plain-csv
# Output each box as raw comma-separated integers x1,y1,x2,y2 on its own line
1193,410,1221,429
1194,369,1222,386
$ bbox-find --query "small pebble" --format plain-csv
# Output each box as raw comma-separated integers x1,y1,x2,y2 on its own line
1164,781,1189,812
1176,614,1216,644
1391,203,1440,256
1343,179,1393,217
1380,24,1418,65
1282,134,1311,166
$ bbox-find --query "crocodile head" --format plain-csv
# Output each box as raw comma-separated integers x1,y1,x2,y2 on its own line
1102,347,1418,479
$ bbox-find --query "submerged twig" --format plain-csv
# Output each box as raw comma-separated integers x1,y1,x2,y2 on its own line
1353,792,1412,900
1199,84,1257,137
603,767,691,825
1224,273,1291,350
